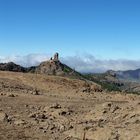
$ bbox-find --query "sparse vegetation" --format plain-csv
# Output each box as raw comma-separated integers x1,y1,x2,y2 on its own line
83,74,121,92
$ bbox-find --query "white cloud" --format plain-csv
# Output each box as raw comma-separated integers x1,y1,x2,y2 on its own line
61,55,140,73
0,53,140,73
0,54,50,67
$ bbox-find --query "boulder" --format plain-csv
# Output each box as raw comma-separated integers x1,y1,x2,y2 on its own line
0,112,8,122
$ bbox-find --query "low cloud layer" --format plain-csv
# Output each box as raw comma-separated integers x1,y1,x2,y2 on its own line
0,54,49,67
61,55,140,73
0,53,140,73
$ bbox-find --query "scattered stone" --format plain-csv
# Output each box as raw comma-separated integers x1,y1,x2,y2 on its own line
82,87,91,93
50,103,62,109
14,120,26,125
58,123,65,132
0,93,6,96
111,106,120,113
43,106,49,112
0,112,8,122
28,113,37,118
102,102,112,108
32,89,40,95
59,110,72,116
24,104,29,108
8,94,17,97
29,112,48,120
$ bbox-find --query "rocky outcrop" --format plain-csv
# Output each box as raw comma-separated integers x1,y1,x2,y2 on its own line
0,112,8,122
53,52,59,61
35,53,82,77
0,53,81,78
36,53,64,75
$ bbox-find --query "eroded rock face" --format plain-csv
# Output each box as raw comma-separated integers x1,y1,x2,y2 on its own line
53,53,59,62
36,60,64,75
35,53,66,76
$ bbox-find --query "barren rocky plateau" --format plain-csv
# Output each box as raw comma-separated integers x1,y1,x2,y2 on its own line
0,71,140,140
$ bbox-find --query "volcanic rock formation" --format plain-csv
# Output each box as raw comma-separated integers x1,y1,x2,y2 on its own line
35,53,81,77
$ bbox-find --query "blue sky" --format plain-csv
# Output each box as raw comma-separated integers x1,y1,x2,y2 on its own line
0,0,140,61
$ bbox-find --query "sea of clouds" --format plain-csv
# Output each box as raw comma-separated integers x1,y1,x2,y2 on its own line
0,53,140,73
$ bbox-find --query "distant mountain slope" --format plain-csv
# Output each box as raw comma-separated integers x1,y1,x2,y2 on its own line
0,62,27,72
116,69,140,81
85,69,140,94
84,70,123,92
0,62,36,73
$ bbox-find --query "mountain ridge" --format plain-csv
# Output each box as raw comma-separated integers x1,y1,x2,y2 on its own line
85,69,140,94
1,53,140,94
0,53,86,80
